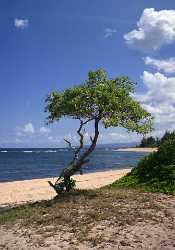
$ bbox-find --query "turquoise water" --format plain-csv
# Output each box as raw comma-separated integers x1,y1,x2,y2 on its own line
0,147,149,182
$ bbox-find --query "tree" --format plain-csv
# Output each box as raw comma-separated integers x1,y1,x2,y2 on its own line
146,136,156,147
139,136,159,148
140,137,147,147
156,137,161,147
45,69,153,194
160,130,175,145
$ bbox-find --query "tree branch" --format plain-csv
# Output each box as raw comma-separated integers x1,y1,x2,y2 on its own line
72,120,84,162
76,117,100,165
71,118,93,162
55,117,97,185
64,138,73,149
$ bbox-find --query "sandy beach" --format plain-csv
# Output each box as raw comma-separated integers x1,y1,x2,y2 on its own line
0,182,174,250
115,147,158,152
0,169,130,208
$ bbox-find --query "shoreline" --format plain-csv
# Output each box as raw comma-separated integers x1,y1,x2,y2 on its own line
115,147,158,152
0,168,130,208
0,167,132,183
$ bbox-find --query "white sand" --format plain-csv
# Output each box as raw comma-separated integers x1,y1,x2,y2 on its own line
0,169,130,207
115,147,158,152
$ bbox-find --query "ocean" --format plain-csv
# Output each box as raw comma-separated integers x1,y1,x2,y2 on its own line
0,147,149,182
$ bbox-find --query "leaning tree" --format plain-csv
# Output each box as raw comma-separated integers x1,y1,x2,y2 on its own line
45,69,153,194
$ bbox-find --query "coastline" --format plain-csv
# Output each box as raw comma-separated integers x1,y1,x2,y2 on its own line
115,147,158,153
0,168,130,207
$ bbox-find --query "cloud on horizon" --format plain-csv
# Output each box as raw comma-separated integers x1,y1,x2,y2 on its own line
16,123,50,137
17,122,35,136
39,126,50,134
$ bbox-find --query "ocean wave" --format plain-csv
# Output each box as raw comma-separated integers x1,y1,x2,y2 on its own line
45,150,57,153
0,149,69,153
58,149,69,152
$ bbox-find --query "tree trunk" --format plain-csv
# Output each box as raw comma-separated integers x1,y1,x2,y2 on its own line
75,118,100,167
48,118,100,194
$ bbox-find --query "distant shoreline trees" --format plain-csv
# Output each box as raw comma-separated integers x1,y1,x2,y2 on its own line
139,131,175,148
139,136,159,148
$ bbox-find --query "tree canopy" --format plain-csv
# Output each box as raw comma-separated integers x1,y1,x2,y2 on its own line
45,69,153,194
46,69,153,133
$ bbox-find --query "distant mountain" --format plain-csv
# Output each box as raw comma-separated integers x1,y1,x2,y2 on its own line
96,142,137,149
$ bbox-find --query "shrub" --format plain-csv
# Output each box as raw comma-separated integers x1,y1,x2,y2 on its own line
111,132,175,194
160,130,175,145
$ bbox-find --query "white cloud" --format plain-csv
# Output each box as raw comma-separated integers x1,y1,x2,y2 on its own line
144,56,175,74
142,103,175,124
39,126,50,134
48,136,61,144
16,122,35,137
107,132,130,142
145,126,175,139
17,124,52,137
99,131,141,143
23,123,35,134
14,19,29,29
124,8,175,52
108,132,141,143
140,71,175,103
104,28,117,38
135,71,175,126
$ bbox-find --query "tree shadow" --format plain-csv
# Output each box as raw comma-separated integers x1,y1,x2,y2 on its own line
28,189,98,208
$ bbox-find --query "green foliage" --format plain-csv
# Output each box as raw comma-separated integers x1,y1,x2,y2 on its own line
139,136,159,148
139,130,175,148
111,132,175,194
160,130,175,145
45,69,153,134
53,178,76,194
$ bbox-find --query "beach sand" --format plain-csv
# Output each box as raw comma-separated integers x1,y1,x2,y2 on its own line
115,147,158,152
0,169,130,207
1,168,175,250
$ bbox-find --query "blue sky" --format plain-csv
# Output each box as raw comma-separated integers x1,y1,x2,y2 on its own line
1,0,175,147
